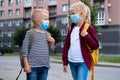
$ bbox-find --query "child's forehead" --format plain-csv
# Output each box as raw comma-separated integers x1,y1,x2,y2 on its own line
35,11,48,17
70,7,78,13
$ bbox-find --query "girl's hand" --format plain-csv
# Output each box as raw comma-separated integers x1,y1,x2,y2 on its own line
81,29,88,37
63,66,67,73
24,64,31,73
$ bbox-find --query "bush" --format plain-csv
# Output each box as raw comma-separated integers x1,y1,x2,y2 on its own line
1,48,13,53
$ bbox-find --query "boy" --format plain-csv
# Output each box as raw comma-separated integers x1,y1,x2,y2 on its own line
22,8,55,80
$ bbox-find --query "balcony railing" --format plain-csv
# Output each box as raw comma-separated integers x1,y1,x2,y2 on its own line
24,13,31,19
49,10,56,13
48,0,57,6
49,13,56,18
24,1,32,8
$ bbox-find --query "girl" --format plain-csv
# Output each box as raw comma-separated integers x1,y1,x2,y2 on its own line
62,1,99,80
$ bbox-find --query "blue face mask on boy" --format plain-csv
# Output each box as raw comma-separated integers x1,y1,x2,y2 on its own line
70,14,81,24
39,20,49,30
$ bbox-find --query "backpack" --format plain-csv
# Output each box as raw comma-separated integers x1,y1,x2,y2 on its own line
16,28,35,80
84,23,99,80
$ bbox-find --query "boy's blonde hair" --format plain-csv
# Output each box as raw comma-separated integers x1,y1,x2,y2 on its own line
31,8,48,24
70,1,91,24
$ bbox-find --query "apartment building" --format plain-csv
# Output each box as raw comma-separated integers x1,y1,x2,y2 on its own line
0,0,120,54
0,0,79,52
92,0,120,54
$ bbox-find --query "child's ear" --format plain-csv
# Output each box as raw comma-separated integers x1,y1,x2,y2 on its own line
36,20,42,24
80,12,86,18
80,12,83,16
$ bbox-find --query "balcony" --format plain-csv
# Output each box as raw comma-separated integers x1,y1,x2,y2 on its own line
24,13,31,19
49,13,57,18
24,1,32,8
48,0,57,6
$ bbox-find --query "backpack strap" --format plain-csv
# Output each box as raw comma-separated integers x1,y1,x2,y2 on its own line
84,23,89,31
16,28,35,80
29,28,35,51
84,23,96,80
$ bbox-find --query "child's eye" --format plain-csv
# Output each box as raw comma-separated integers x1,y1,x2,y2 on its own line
71,13,75,15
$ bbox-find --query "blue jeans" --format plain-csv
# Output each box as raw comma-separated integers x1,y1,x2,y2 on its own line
69,62,88,80
27,67,49,80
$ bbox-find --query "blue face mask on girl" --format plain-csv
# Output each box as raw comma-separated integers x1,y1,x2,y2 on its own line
70,14,81,24
39,20,49,30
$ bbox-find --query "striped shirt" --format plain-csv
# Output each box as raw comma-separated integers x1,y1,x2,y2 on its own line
22,29,50,68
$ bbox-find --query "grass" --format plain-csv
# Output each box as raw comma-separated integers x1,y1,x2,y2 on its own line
98,55,120,63
50,53,120,63
3,53,120,63
50,53,62,60
3,52,19,56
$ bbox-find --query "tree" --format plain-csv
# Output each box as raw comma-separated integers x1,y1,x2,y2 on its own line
13,27,30,47
13,25,61,48
81,0,102,34
47,25,61,44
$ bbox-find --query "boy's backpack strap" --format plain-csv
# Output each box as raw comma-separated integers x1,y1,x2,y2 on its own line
16,28,35,80
29,28,35,50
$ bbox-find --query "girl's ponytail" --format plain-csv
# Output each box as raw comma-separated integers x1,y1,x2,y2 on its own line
85,5,91,24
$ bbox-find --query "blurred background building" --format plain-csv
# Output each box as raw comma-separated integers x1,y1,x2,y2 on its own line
0,0,120,54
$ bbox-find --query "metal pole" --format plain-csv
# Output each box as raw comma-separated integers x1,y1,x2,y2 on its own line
68,0,70,27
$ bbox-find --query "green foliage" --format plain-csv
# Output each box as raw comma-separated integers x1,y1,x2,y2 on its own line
47,26,61,43
81,0,98,27
81,0,102,34
13,27,30,47
1,48,13,53
13,25,61,48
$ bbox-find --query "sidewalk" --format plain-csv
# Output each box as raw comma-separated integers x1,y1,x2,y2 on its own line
50,58,120,68
0,57,120,80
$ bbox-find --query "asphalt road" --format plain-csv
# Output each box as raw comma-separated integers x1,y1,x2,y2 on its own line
0,56,120,80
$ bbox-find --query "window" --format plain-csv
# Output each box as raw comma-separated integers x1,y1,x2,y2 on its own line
0,11,4,17
0,31,3,37
8,0,13,6
61,29,67,36
0,21,4,27
62,17,68,24
0,0,4,7
0,41,3,47
8,10,13,16
38,0,43,3
62,4,68,11
96,2,105,25
8,31,12,37
96,9,105,25
16,0,20,4
25,21,30,27
16,9,20,15
8,20,12,26
7,41,11,47
61,41,64,48
49,0,56,5
16,19,20,26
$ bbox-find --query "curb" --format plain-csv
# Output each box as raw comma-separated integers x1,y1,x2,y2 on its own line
50,59,120,68
96,62,120,68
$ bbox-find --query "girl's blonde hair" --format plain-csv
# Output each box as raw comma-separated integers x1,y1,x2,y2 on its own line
70,1,91,24
31,9,48,24
85,5,91,24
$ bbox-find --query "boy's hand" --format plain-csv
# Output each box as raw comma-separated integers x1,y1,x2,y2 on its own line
81,29,88,37
24,64,31,73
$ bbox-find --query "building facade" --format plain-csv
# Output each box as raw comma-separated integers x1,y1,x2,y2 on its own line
0,0,79,52
92,0,120,54
0,0,120,54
